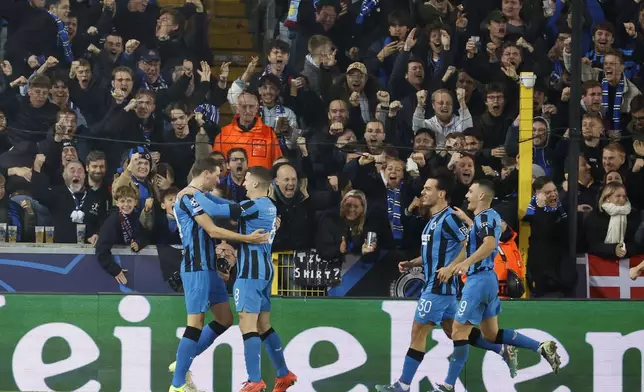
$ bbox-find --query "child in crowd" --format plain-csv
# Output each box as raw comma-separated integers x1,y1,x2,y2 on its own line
96,186,145,285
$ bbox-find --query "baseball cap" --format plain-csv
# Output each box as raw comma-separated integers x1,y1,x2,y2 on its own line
141,49,161,63
487,10,507,23
346,62,367,75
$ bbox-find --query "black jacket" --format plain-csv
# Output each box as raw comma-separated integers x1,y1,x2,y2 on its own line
270,187,314,252
96,208,145,277
30,172,106,243
315,207,394,263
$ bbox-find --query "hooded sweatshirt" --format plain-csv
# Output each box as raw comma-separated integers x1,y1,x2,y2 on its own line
504,116,554,176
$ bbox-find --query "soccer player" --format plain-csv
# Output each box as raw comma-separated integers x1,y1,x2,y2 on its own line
183,166,297,392
432,180,561,392
170,158,269,392
376,174,517,392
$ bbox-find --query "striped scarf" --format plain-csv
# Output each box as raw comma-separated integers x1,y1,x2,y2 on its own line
356,0,379,25
47,11,73,63
602,77,625,132
143,74,168,92
195,104,220,124
120,210,138,244
386,183,403,240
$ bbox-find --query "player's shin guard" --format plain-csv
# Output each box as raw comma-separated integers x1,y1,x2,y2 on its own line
399,348,425,385
495,328,540,352
195,321,229,355
243,332,262,382
468,327,502,354
445,340,469,386
260,328,289,377
172,326,202,387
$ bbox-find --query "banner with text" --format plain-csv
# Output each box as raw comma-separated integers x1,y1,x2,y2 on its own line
0,294,643,391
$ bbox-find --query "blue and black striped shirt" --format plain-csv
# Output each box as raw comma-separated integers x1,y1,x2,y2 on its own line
421,207,468,295
466,208,502,276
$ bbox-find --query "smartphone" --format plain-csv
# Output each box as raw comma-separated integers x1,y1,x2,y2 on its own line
471,36,481,51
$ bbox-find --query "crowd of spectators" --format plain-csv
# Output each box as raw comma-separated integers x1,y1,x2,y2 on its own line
2,0,644,297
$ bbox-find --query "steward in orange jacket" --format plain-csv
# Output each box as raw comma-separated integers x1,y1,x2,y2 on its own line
213,115,282,169
462,226,525,298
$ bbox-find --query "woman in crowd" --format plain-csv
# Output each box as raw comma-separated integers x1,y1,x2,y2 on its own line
584,182,643,259
316,189,393,263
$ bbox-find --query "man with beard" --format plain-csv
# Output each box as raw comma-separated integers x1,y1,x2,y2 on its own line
554,113,605,183
31,159,102,243
413,88,472,148
85,150,110,240
224,148,249,203
270,163,313,252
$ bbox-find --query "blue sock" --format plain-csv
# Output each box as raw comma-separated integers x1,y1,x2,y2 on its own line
243,332,262,382
195,321,229,355
261,328,289,377
469,328,501,354
497,329,540,352
445,340,469,386
172,326,201,387
399,348,424,385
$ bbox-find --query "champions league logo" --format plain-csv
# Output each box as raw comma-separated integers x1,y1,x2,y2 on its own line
389,267,426,298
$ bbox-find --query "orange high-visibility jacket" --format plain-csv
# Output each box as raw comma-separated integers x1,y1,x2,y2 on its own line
213,115,283,168
462,229,525,298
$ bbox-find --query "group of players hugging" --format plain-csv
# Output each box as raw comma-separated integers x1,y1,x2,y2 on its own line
168,157,561,392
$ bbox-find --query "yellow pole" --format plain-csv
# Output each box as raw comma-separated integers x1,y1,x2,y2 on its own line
518,73,534,297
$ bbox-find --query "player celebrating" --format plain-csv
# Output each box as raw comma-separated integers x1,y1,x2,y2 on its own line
432,180,561,392
183,166,297,392
376,174,517,392
170,158,269,392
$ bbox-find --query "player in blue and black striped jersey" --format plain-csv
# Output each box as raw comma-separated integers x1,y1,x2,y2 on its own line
169,158,269,392
433,180,561,392
182,166,297,392
377,174,517,392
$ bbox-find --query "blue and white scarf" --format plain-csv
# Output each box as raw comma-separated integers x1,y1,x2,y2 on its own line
48,11,73,63
143,74,168,92
602,76,625,132
386,183,403,241
195,104,220,124
356,0,379,25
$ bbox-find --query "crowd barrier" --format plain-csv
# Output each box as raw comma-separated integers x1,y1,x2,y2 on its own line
0,294,642,391
0,244,642,298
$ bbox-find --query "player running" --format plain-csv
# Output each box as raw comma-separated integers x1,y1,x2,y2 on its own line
376,174,517,392
432,180,561,392
182,166,297,392
170,158,269,392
